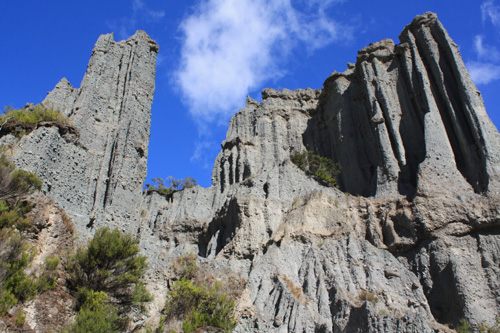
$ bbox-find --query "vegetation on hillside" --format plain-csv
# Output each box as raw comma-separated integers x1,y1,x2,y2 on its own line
456,317,500,333
62,290,123,333
1,104,70,127
0,155,57,316
0,155,42,201
65,227,152,331
291,151,340,188
1,104,71,138
161,253,245,333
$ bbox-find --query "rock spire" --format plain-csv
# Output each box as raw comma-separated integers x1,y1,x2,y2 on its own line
9,31,158,236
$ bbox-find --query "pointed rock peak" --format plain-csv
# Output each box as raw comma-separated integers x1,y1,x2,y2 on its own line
413,11,438,24
129,30,151,41
358,39,395,55
92,31,159,54
245,95,258,107
127,30,159,53
55,77,73,89
357,38,396,63
93,32,116,52
400,12,440,40
42,77,76,113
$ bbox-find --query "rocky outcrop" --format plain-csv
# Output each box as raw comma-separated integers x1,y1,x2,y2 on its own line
5,31,158,237
0,194,76,332
174,12,500,331
309,12,500,199
5,12,500,332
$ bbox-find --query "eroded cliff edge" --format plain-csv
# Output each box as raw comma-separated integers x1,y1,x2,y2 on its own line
5,12,500,332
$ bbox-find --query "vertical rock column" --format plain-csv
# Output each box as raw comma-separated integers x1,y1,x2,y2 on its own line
14,31,158,235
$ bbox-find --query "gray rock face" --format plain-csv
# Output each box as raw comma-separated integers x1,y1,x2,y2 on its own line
184,12,500,331
310,12,500,199
6,12,500,333
9,31,158,237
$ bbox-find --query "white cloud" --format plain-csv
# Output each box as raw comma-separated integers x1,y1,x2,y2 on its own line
191,140,218,169
474,35,500,61
467,61,500,85
469,2,500,87
481,0,500,27
174,0,349,128
469,32,500,86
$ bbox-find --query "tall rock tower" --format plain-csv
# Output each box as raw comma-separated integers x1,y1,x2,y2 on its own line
10,31,158,236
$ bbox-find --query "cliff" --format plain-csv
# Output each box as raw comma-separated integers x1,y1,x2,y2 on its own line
4,12,500,332
3,31,158,238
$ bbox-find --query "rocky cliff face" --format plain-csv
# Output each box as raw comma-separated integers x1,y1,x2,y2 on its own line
5,31,158,238
311,13,500,199
6,12,500,332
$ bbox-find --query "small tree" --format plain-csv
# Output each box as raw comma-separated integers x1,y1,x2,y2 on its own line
67,227,150,309
144,176,197,196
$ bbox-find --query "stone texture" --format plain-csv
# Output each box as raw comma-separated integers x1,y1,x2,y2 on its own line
311,12,500,199
9,31,158,238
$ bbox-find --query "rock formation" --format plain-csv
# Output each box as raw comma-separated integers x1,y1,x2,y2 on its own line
4,12,500,332
3,30,158,238
312,13,500,199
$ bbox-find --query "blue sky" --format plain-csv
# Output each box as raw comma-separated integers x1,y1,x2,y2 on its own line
1,1,500,188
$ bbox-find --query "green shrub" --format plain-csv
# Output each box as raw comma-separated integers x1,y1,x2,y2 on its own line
172,252,198,280
1,104,70,128
0,158,44,316
457,317,500,333
163,253,243,332
457,318,471,333
0,235,53,315
165,278,237,333
132,282,153,313
44,256,60,271
0,200,9,213
16,308,26,326
37,256,61,291
291,151,340,188
0,289,17,315
63,290,124,333
3,250,38,302
0,155,42,201
67,227,151,310
0,201,34,231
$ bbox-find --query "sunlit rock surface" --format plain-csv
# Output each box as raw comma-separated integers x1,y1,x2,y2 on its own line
7,12,500,332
